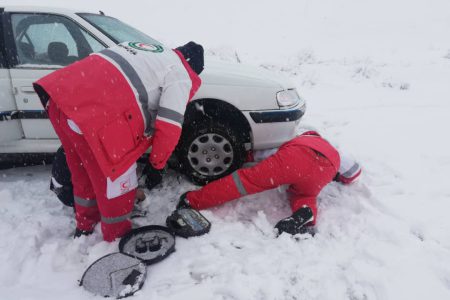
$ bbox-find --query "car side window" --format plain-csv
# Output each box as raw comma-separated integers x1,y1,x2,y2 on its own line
11,13,106,67
81,30,105,53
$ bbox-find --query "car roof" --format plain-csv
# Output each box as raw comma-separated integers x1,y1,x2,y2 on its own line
1,5,96,15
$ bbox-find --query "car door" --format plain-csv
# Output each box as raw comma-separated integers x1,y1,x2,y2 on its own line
0,9,24,145
5,12,106,139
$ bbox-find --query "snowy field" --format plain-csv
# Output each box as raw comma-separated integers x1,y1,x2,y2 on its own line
1,0,450,299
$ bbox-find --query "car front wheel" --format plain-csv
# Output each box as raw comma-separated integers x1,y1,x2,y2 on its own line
177,121,246,185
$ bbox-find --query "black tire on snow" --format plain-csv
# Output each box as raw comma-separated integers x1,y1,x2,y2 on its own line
176,121,246,185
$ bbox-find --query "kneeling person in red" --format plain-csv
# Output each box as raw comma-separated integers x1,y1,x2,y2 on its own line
177,129,361,235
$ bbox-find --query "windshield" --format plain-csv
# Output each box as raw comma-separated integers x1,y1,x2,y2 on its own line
78,13,162,46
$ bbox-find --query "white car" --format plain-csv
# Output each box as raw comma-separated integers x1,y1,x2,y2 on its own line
0,6,306,184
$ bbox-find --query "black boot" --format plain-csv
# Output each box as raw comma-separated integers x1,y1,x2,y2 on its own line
275,206,314,236
74,228,93,238
176,192,192,210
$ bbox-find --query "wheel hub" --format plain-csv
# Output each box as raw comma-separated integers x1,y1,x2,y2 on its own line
187,133,234,176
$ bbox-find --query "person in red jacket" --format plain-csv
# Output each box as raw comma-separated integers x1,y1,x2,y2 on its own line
177,128,361,235
33,41,203,241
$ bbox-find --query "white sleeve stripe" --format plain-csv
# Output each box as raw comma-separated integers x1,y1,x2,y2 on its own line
156,115,183,128
158,107,184,124
340,163,360,177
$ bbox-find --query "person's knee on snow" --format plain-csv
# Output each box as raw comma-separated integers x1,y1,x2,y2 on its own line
50,146,74,208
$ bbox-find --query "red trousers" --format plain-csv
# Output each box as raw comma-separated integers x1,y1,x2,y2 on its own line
48,102,135,241
187,144,337,225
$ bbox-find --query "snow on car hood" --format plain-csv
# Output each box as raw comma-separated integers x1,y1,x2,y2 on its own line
200,59,294,89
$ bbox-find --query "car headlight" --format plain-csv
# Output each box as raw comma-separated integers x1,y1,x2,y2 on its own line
276,89,301,108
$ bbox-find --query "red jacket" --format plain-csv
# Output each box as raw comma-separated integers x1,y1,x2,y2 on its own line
282,132,341,172
34,43,201,180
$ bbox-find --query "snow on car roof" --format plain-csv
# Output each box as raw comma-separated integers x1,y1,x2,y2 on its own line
2,5,96,15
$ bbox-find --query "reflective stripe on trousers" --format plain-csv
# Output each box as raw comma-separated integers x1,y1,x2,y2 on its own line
101,212,132,224
74,196,97,207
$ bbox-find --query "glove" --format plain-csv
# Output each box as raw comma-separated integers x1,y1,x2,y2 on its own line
143,164,164,190
176,192,192,210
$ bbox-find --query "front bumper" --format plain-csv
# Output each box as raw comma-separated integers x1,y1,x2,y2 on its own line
244,103,306,150
249,106,304,123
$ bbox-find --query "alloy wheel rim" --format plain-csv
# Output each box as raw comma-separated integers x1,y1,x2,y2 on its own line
187,133,234,176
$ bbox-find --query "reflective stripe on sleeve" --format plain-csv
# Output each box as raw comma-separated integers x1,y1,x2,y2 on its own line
341,163,360,178
232,171,247,196
157,107,184,125
101,212,132,225
74,196,97,207
99,49,152,132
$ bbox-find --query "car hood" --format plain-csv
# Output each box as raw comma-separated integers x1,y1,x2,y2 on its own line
200,59,293,89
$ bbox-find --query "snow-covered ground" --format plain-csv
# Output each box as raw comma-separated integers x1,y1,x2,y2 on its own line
1,0,450,299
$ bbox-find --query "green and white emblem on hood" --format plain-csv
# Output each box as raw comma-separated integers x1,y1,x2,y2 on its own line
128,42,164,53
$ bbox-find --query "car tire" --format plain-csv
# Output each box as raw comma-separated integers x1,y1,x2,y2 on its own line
176,121,246,185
